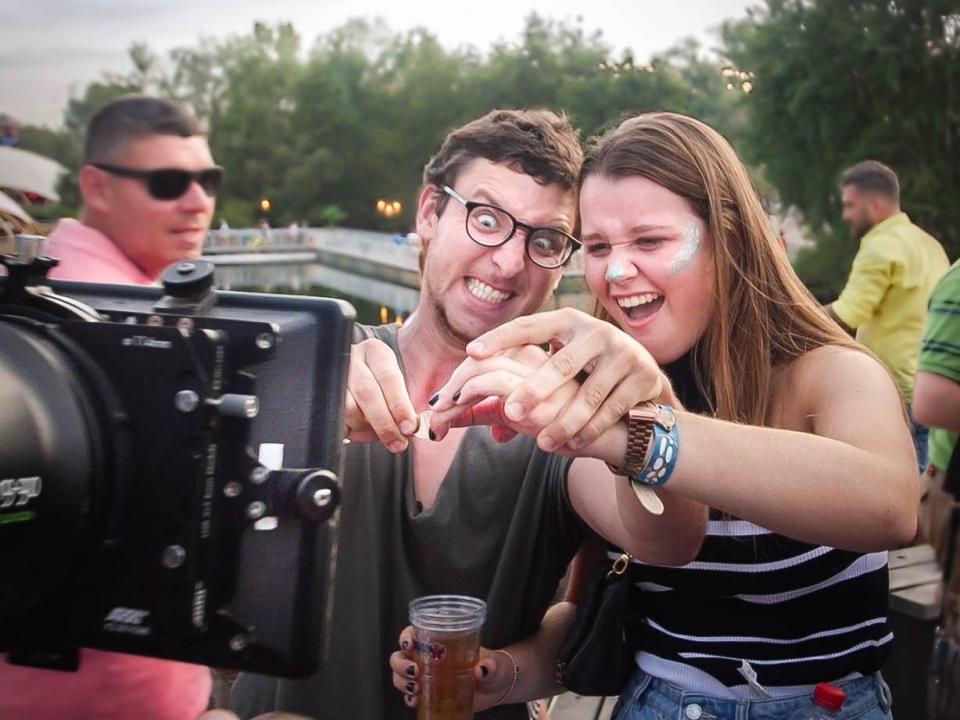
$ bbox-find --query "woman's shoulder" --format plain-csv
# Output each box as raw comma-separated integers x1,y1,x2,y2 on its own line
776,344,898,414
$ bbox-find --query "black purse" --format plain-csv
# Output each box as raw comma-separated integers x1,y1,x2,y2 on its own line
555,551,636,697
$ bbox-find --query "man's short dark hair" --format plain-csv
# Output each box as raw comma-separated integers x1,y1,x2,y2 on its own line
840,160,900,203
422,109,583,215
83,95,205,164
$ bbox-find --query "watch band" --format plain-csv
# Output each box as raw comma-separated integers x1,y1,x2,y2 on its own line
605,402,657,478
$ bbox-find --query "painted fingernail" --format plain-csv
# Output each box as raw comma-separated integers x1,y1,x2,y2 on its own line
401,640,409,651
400,420,416,435
452,389,461,403
405,681,416,693
406,665,417,677
505,402,524,420
428,393,439,406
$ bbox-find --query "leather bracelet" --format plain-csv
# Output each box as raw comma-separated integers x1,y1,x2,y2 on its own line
491,648,519,706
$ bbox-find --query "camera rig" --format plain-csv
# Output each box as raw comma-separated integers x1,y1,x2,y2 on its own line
0,235,353,678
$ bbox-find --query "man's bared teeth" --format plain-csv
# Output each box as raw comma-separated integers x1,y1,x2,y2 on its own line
466,278,510,303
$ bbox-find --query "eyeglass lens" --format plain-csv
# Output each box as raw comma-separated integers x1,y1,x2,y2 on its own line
466,205,570,266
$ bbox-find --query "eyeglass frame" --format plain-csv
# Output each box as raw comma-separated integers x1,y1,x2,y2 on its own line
91,163,224,200
440,185,580,269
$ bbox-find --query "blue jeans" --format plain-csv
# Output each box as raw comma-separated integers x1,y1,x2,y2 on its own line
611,670,893,720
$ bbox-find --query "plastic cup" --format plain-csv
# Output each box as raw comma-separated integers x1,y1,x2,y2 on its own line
409,595,487,720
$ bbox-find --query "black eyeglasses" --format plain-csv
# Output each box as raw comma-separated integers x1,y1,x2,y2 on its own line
441,185,580,269
92,163,223,200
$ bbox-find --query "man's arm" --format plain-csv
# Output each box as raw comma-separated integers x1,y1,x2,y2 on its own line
828,237,897,333
824,303,854,335
914,265,960,432
914,371,960,432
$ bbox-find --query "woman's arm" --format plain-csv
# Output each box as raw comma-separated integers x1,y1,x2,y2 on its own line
574,346,918,552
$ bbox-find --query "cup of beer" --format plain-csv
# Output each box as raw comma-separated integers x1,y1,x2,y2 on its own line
408,594,487,720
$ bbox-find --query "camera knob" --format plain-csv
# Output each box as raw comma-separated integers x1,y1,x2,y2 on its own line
8,234,47,264
160,260,216,298
294,470,340,522
207,394,260,419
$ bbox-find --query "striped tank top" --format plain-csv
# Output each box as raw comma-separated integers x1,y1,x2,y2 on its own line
621,517,891,696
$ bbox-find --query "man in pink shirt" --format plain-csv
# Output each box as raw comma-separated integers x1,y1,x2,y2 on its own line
0,95,218,720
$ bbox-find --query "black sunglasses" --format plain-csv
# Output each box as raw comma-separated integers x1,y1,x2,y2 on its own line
92,163,223,200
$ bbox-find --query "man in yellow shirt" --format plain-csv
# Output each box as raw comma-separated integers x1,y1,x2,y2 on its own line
826,160,949,471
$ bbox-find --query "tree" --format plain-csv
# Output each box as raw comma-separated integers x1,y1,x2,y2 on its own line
724,0,960,295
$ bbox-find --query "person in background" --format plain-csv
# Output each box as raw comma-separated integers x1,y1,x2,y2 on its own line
0,94,219,720
825,160,949,471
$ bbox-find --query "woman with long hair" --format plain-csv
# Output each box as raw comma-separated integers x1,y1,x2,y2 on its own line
396,112,915,719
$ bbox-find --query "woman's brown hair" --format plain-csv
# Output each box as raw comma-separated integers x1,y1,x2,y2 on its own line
581,112,860,425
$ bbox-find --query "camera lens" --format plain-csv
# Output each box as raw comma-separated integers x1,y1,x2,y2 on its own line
0,322,104,618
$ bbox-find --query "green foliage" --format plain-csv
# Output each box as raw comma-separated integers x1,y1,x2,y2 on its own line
724,0,960,291
16,16,749,231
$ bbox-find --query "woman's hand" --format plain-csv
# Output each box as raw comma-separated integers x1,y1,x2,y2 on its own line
389,627,518,712
427,345,588,452
432,308,668,450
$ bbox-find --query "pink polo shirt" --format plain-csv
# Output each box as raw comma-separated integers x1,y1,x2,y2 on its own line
0,218,212,719
44,217,156,284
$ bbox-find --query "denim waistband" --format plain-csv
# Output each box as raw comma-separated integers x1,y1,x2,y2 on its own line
616,670,892,720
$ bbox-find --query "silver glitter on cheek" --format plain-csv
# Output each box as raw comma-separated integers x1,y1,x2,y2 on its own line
606,261,628,282
668,222,701,276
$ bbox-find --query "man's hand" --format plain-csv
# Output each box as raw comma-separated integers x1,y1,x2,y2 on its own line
389,626,517,712
344,338,418,452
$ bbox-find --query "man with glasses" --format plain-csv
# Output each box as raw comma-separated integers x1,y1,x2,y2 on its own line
231,109,703,720
44,94,221,284
0,95,215,720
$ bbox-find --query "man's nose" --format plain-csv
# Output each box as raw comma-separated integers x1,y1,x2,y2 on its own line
489,230,528,277
178,180,214,211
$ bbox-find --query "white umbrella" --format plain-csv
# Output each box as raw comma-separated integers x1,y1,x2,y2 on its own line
0,189,31,221
0,146,66,202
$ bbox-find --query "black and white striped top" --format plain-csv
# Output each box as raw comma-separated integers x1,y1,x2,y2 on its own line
622,517,892,697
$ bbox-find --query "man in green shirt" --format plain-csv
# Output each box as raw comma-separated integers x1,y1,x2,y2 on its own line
826,160,949,470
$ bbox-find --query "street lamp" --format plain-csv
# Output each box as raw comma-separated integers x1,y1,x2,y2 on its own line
260,198,272,214
375,199,402,219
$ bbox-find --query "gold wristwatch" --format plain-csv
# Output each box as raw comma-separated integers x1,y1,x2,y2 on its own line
605,401,658,478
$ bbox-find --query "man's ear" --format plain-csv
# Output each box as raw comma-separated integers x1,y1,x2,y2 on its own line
415,184,440,242
78,165,112,214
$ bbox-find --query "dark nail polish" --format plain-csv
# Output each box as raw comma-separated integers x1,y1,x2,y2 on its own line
405,681,416,693
452,389,461,402
428,429,436,441
406,665,416,677
428,393,439,406
480,664,489,678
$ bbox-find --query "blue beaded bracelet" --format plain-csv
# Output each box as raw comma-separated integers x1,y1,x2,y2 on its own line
632,404,679,487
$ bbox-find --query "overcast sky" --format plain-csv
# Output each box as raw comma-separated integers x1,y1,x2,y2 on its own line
3,0,753,128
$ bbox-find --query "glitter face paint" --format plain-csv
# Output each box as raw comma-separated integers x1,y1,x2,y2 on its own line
668,222,701,277
605,260,628,282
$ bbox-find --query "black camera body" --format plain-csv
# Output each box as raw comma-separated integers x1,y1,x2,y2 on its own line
0,239,353,678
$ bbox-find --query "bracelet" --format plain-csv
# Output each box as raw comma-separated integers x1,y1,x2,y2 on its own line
632,404,679,487
491,648,519,706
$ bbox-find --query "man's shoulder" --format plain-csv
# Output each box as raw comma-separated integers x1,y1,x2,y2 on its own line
931,262,960,301
46,219,152,285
